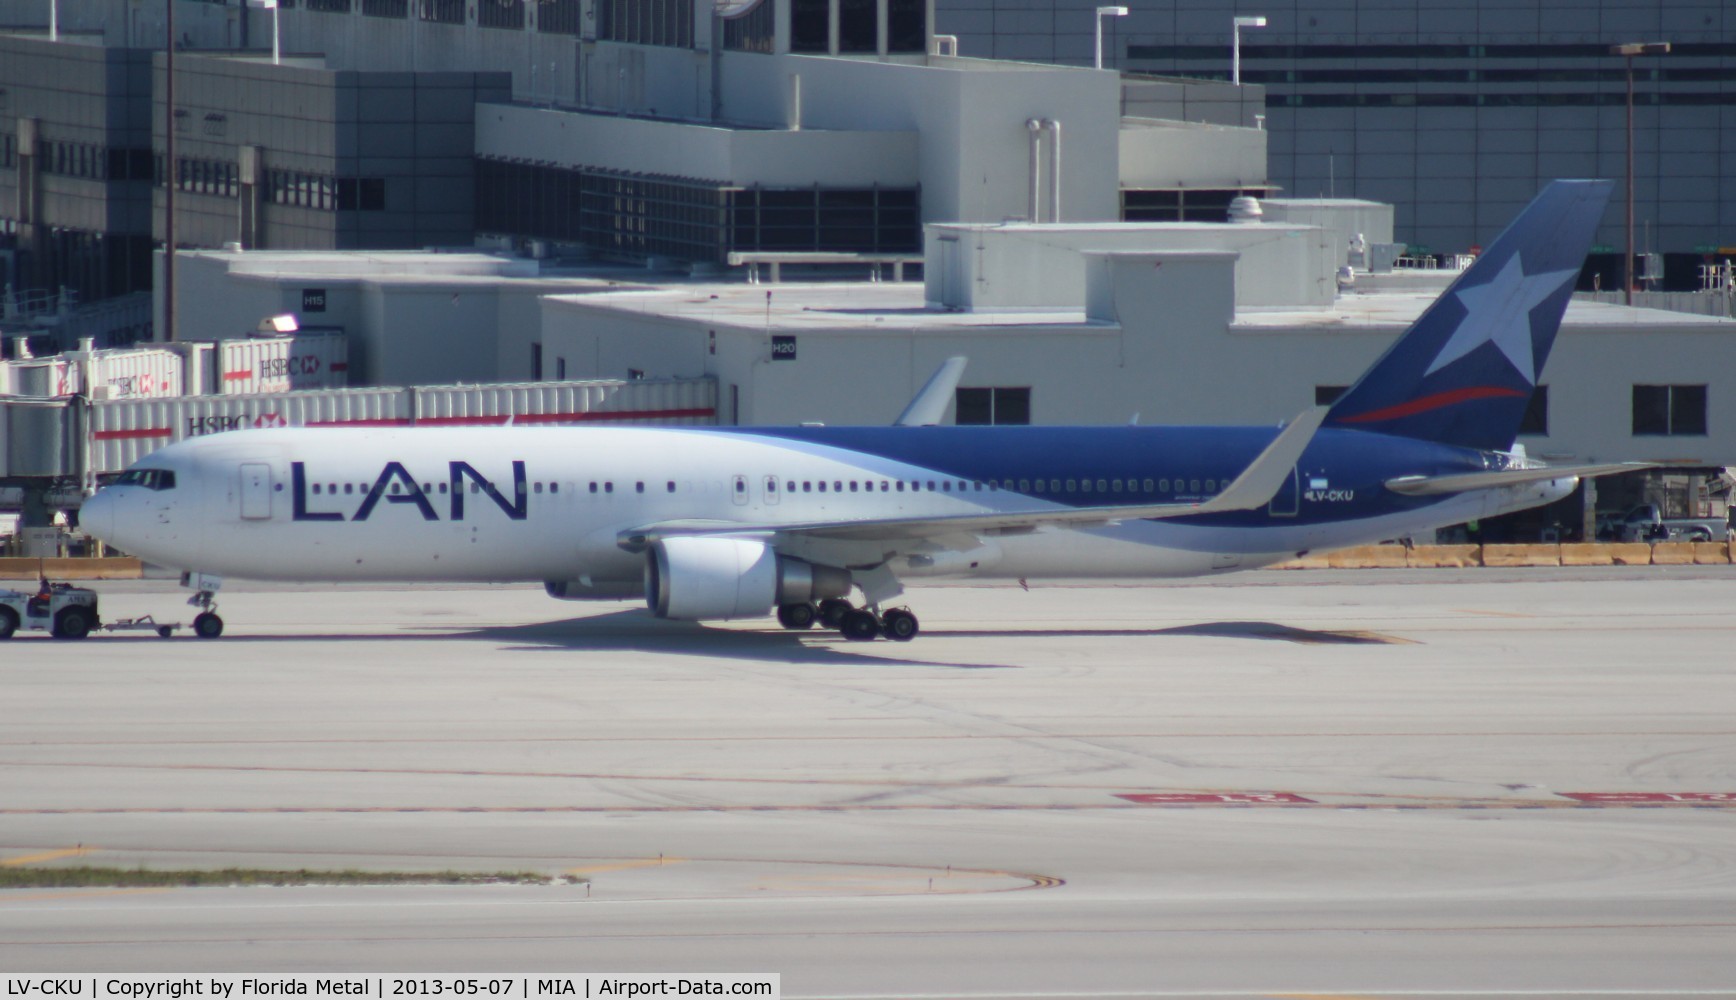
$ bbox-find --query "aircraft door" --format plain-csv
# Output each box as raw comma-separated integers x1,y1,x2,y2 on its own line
240,463,273,520
1268,467,1299,517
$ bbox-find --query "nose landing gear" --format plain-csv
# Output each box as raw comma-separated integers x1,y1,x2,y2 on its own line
181,572,226,639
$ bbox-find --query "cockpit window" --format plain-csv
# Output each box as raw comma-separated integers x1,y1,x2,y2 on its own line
113,468,176,491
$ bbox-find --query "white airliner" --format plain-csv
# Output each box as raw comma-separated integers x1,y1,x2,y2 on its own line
81,181,1637,641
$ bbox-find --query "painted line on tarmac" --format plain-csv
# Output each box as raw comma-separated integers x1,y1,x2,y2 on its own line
1,846,92,866
5,798,1735,816
564,857,687,877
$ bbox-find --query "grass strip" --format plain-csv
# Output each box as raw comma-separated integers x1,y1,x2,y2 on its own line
0,867,573,888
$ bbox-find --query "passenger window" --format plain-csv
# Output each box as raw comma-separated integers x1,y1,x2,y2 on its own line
1143,479,1154,492
605,482,614,493
1097,480,1108,492
344,483,354,495
440,483,450,494
819,482,828,493
1066,479,1076,491
834,481,842,492
850,481,859,492
1190,479,1201,492
896,481,905,492
1160,478,1169,492
312,484,322,495
1205,479,1216,492
1017,479,1028,492
533,482,543,494
881,481,890,492
1112,480,1123,493
803,481,812,492
636,482,645,493
926,481,936,491
667,481,676,493
390,483,402,495
589,482,598,493
551,482,560,494
943,481,952,492
1081,480,1092,493
911,481,920,492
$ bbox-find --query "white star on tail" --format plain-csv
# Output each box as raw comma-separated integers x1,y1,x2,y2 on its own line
1424,254,1579,381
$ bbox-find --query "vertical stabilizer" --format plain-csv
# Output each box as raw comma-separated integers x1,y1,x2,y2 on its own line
1326,179,1614,451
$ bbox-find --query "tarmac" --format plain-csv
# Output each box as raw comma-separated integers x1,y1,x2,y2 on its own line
2,568,1734,998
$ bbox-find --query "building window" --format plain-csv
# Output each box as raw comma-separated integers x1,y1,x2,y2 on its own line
790,0,827,52
955,387,1032,425
886,0,925,52
1122,188,1248,223
419,0,466,24
838,0,875,52
1632,385,1707,436
536,0,581,34
722,0,773,53
474,158,920,265
479,0,525,29
307,0,352,12
1518,386,1548,436
599,0,694,48
362,0,407,15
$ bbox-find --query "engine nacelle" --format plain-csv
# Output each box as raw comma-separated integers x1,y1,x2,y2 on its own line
646,537,850,621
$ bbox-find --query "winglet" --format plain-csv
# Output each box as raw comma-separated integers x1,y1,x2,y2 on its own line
895,357,968,426
1195,406,1329,514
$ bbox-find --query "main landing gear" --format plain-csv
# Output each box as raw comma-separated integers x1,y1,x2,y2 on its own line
776,600,919,642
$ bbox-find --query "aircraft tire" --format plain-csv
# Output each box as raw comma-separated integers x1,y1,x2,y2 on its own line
818,598,854,629
193,613,225,639
53,607,93,640
777,602,817,630
881,609,919,641
839,609,880,641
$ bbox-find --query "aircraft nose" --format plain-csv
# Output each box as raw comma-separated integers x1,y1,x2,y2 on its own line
81,489,117,546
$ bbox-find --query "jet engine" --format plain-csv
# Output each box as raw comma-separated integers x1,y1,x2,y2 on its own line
646,536,850,620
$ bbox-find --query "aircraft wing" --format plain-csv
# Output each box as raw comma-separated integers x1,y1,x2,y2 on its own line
1384,462,1653,497
620,407,1327,549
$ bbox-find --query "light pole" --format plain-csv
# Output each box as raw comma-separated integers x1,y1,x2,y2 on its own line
1610,41,1669,306
1094,6,1127,71
249,0,280,64
1233,16,1266,86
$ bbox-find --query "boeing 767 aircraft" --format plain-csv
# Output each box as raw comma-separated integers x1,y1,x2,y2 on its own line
80,180,1634,641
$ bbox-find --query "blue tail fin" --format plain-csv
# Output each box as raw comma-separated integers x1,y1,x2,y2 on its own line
1326,179,1614,452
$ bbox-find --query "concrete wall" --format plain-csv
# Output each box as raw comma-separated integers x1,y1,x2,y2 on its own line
924,219,1338,311
720,54,1121,225
475,103,920,187
1118,118,1266,192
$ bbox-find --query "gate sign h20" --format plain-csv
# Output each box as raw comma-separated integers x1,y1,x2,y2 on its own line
770,335,797,361
302,288,327,312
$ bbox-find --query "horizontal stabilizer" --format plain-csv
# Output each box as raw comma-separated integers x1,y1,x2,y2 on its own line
1385,462,1652,497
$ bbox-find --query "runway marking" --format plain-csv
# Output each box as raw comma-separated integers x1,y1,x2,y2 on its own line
1,847,92,866
4,795,1734,816
563,857,687,877
1117,792,1317,805
0,887,170,903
